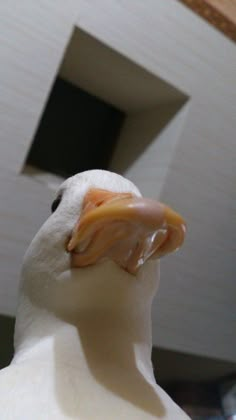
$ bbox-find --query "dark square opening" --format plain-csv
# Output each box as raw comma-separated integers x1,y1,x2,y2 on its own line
26,77,125,178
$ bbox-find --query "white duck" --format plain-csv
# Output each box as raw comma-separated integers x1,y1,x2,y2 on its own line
0,170,189,420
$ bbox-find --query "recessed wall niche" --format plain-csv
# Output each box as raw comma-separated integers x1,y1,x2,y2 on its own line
24,27,188,192
26,78,125,178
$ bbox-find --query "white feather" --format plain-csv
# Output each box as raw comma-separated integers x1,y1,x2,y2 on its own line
0,170,190,419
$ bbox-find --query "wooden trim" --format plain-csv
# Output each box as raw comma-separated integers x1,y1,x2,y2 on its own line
178,0,236,42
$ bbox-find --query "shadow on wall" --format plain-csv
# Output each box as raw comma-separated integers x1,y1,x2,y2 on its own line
0,315,15,369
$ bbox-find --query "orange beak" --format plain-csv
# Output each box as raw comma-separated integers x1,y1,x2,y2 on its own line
67,188,186,275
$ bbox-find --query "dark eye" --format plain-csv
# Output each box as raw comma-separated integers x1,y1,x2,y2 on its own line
51,195,62,213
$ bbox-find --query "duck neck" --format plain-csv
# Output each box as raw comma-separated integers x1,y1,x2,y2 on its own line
13,263,157,385
14,298,153,371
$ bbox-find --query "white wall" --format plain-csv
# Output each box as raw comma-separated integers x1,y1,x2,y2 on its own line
0,0,235,362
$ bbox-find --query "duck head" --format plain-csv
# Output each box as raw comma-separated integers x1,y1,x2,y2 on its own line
20,170,186,320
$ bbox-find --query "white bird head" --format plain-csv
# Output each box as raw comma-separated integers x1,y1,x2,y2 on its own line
20,170,186,322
